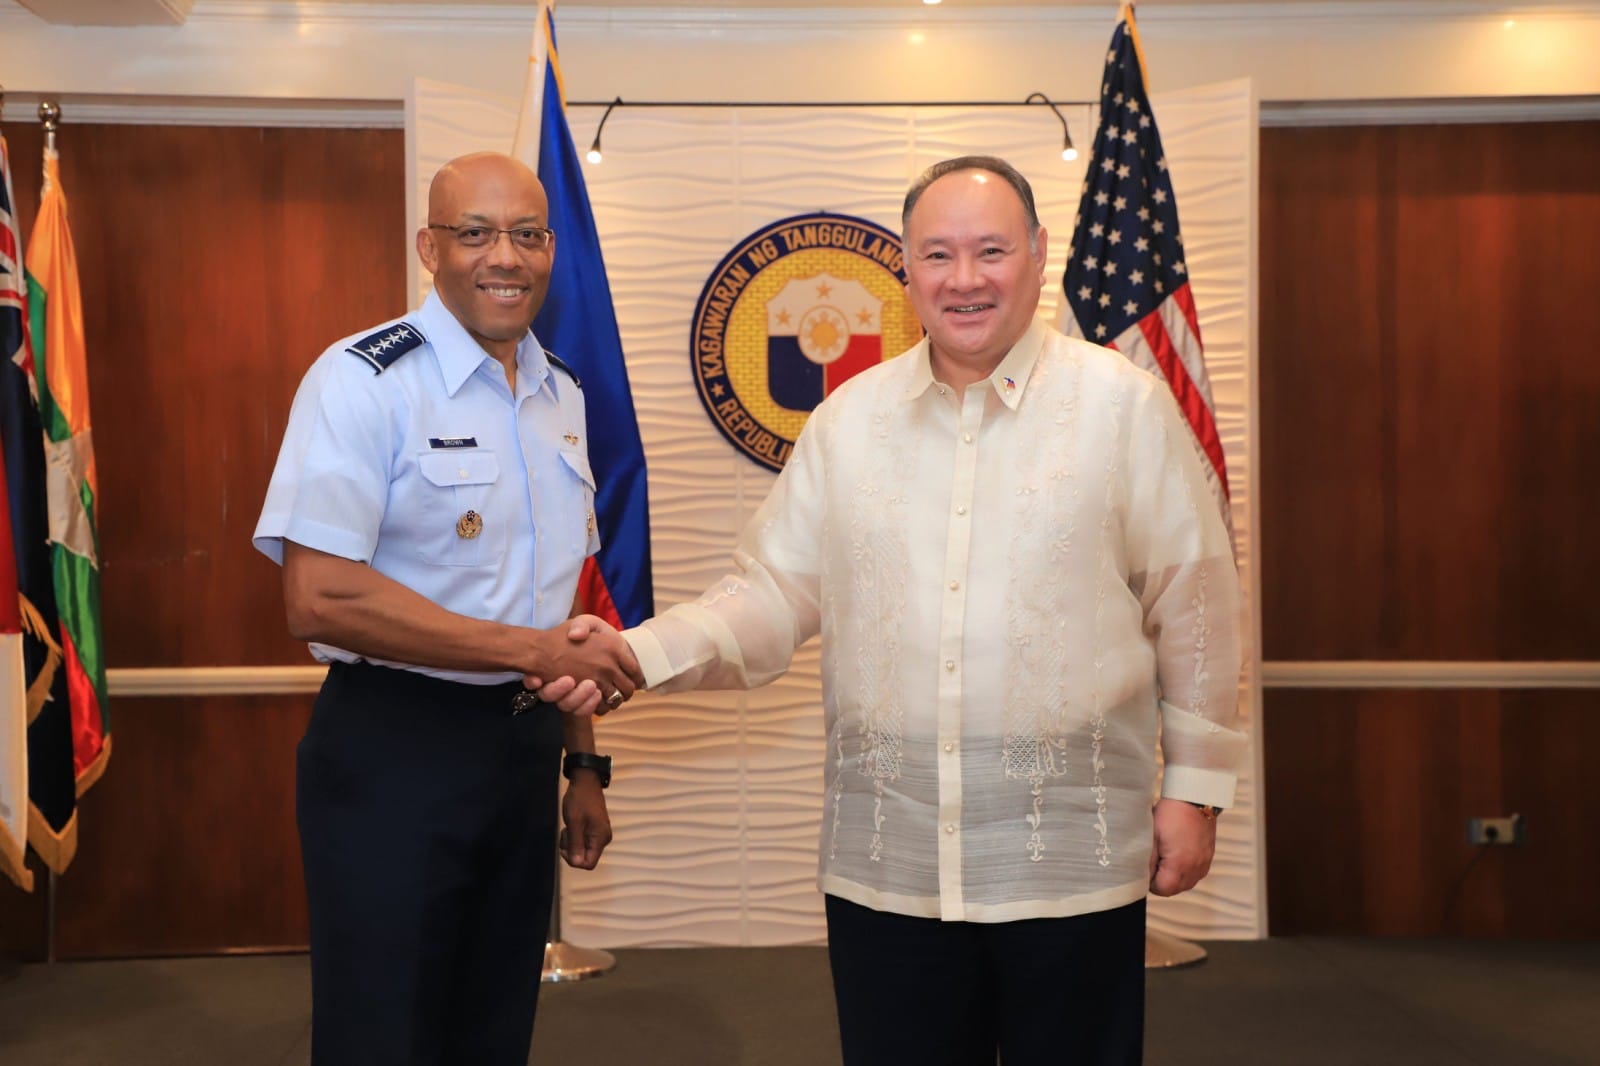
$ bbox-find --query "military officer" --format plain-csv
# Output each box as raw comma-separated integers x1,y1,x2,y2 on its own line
254,151,643,1065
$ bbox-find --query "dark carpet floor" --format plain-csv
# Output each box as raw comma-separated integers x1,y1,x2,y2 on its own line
1,938,1596,1064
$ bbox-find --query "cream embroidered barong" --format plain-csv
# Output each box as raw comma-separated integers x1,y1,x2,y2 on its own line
625,317,1245,923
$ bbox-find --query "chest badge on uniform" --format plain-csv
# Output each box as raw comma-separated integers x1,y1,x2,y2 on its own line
456,510,484,539
564,432,580,446
586,509,596,536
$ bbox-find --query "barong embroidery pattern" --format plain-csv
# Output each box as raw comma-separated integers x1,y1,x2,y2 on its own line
1002,354,1086,863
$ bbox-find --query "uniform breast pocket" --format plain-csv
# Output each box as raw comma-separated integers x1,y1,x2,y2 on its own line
416,451,508,567
557,448,600,555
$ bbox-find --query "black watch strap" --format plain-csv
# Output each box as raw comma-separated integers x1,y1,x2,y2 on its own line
563,752,612,789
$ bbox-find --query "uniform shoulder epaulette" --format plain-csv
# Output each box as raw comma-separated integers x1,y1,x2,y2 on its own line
346,320,426,374
543,349,582,389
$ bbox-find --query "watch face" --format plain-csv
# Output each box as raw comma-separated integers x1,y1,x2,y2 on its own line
565,753,611,788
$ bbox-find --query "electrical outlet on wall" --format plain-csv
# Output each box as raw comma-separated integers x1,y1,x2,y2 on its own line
1466,814,1526,846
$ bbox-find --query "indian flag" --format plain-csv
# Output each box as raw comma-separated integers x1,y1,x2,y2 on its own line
27,143,109,798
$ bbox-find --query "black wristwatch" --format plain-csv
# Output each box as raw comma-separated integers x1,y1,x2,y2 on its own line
563,752,612,789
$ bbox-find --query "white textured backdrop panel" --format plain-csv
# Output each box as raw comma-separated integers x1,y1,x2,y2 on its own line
1135,79,1264,940
409,83,1262,946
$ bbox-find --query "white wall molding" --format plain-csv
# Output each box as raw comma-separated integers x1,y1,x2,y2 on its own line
106,661,1600,697
108,666,328,696
0,93,404,128
1261,95,1600,125
5,92,1597,130
1262,661,1600,689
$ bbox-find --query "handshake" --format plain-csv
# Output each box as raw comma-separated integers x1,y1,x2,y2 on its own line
527,614,645,716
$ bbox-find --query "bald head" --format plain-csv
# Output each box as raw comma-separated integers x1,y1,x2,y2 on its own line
417,152,555,366
427,152,542,220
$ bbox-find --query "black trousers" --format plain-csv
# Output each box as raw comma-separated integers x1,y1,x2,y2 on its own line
825,894,1147,1066
297,661,563,1066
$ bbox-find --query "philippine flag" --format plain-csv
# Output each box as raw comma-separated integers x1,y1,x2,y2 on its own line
765,273,883,412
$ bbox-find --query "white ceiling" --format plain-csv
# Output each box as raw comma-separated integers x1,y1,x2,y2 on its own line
296,0,1327,5
6,0,1409,24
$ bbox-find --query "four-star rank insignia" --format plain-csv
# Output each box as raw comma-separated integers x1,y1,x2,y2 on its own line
456,510,484,539
347,320,425,373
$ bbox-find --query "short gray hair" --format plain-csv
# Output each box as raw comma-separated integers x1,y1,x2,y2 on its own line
900,155,1041,239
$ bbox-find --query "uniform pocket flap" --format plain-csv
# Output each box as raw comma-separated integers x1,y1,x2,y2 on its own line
419,450,500,487
558,448,596,491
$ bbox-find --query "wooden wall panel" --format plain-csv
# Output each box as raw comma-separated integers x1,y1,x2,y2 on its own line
1260,127,1390,661
0,125,401,958
54,695,315,958
1260,122,1600,662
1261,118,1600,938
0,852,49,960
1264,690,1600,938
3,124,407,669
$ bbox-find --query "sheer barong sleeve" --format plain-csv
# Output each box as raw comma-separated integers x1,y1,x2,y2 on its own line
1124,381,1248,810
623,412,827,694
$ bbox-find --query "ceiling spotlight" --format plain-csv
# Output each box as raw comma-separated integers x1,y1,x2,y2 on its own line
587,95,622,166
1025,91,1077,164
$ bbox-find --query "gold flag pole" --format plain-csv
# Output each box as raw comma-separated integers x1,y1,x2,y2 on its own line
39,101,59,153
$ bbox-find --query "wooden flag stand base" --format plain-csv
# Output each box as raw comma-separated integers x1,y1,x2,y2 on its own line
1144,928,1207,970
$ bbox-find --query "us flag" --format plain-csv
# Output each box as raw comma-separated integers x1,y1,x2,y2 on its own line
1060,5,1230,513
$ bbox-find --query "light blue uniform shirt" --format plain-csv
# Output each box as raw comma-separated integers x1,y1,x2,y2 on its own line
253,290,600,684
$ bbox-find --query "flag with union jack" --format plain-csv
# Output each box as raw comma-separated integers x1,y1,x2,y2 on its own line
0,131,32,891
1060,5,1230,518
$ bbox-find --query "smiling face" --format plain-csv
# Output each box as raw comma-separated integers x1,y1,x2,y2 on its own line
416,152,554,365
902,168,1048,386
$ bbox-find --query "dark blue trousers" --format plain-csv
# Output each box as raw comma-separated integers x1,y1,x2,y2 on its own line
297,661,562,1066
825,895,1147,1066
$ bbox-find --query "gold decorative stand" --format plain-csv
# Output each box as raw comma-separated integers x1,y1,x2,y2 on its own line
1144,928,1207,970
540,817,615,983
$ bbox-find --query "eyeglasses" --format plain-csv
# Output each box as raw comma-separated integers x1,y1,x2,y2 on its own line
427,223,554,251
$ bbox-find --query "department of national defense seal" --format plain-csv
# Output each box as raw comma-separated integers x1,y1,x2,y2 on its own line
691,212,923,473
